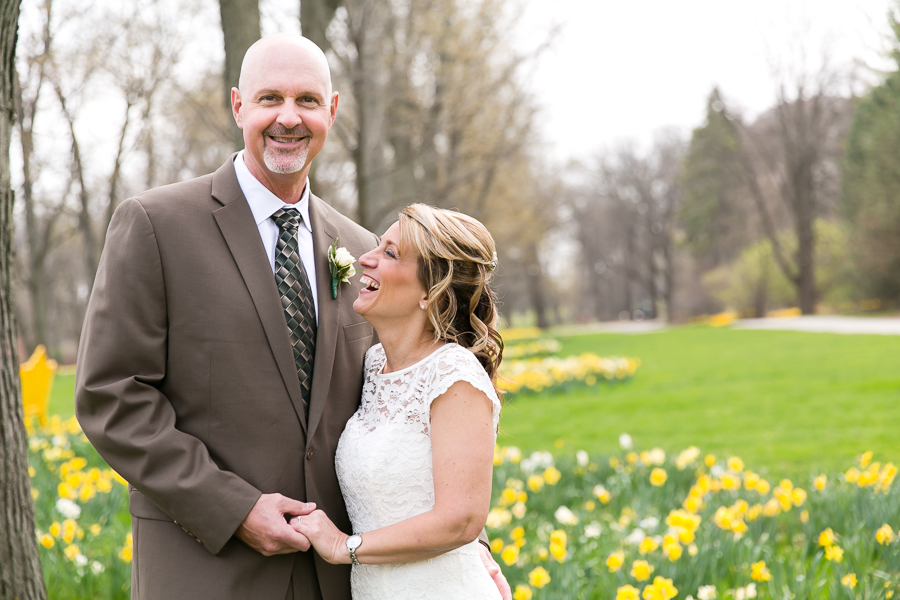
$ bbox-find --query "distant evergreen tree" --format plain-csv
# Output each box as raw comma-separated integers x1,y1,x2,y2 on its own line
680,88,749,267
841,11,900,301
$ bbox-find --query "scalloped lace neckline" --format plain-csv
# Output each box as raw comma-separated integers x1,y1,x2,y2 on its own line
377,343,453,378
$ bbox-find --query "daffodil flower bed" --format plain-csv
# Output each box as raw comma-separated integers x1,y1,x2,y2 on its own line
499,354,640,396
488,444,900,600
504,339,564,360
26,416,132,599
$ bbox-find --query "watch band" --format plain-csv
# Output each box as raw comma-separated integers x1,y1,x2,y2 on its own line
347,534,363,566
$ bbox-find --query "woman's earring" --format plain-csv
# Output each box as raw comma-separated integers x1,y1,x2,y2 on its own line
420,302,427,310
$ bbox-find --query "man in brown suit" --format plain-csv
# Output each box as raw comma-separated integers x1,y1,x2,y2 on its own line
76,33,509,600
75,34,377,599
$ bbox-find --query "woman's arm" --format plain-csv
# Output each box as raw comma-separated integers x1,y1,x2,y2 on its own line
293,379,495,564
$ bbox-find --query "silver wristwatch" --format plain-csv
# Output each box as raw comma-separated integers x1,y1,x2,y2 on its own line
346,534,363,566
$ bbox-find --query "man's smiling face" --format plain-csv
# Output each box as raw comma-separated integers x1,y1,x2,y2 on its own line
232,36,337,190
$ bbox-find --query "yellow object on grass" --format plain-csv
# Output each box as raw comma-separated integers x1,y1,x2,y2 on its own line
20,345,57,425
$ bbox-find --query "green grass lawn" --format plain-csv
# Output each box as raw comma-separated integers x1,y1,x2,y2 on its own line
48,370,75,418
45,326,900,479
499,326,900,479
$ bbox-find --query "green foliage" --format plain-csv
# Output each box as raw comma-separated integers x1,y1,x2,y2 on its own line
680,88,747,265
699,220,854,315
840,9,900,300
499,327,900,477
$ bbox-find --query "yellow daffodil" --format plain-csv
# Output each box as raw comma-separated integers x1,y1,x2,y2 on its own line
860,451,873,468
825,544,844,562
639,537,659,554
64,544,81,562
593,484,612,504
842,574,857,589
743,471,759,491
663,542,682,561
818,528,836,547
501,544,519,566
750,560,772,581
876,524,896,545
630,559,654,581
543,466,562,485
642,576,678,600
513,585,533,600
528,566,550,589
800,510,809,524
813,474,827,491
720,473,741,491
39,534,54,549
704,454,716,467
584,500,596,511
490,538,503,553
727,456,744,473
526,475,544,493
607,550,625,572
649,468,668,487
616,585,641,600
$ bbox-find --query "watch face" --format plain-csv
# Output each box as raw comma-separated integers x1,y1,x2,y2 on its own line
347,535,362,551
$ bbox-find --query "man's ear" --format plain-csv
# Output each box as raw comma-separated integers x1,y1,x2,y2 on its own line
231,88,243,129
329,91,339,127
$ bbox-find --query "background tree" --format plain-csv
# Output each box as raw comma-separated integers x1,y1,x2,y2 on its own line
841,7,900,303
218,0,260,150
569,133,685,323
729,65,852,314
1,0,47,596
680,88,754,269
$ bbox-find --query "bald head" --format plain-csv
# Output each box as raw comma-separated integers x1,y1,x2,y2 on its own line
238,34,332,97
231,32,339,200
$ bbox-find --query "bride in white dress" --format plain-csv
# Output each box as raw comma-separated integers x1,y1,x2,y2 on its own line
292,204,506,599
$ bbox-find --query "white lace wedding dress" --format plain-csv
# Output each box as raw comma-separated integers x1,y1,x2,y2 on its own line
335,343,502,599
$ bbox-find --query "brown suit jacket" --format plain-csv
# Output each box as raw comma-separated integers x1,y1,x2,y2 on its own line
75,157,378,600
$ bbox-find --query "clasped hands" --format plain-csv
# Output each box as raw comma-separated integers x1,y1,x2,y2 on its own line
234,492,348,561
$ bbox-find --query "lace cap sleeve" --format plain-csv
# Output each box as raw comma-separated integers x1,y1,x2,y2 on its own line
426,345,501,430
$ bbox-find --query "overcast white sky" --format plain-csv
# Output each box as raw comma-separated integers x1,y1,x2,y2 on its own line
513,0,896,162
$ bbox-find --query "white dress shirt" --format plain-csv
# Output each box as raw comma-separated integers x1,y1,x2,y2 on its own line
233,151,319,320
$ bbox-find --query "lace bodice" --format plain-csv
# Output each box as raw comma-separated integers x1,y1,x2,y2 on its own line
334,343,502,599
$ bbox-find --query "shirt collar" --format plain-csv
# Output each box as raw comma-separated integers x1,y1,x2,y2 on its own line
233,151,312,232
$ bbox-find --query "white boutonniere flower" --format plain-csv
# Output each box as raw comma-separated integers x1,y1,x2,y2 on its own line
328,238,357,298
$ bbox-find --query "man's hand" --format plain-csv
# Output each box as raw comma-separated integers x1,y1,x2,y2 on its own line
478,542,512,600
235,493,316,556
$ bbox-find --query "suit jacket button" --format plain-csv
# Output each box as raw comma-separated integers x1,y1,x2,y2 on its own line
306,449,314,460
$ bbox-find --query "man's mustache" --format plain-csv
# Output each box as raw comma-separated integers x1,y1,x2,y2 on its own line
264,125,311,138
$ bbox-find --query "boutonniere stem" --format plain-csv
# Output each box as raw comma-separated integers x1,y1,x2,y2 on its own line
328,238,357,299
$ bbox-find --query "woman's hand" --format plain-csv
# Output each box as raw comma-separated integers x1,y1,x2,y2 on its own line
289,510,351,564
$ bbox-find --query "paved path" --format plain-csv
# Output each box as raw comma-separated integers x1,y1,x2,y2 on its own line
732,315,900,336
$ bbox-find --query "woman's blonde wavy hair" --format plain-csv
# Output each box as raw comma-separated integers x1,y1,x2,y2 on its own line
398,204,504,396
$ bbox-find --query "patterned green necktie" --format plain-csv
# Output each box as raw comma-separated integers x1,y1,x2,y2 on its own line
271,208,317,420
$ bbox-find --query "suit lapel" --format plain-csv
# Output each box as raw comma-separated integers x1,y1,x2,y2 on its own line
210,158,308,435
306,194,340,440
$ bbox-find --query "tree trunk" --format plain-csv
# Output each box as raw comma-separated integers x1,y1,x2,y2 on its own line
299,0,341,53
219,0,260,151
1,0,48,596
796,206,816,314
524,245,549,329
